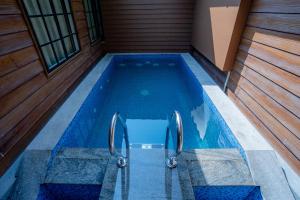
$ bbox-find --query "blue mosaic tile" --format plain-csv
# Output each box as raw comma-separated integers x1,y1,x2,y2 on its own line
193,186,263,200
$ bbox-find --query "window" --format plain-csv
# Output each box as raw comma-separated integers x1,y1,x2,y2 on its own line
83,0,104,44
22,0,80,73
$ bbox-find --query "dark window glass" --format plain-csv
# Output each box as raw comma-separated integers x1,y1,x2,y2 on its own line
22,0,80,73
83,0,104,44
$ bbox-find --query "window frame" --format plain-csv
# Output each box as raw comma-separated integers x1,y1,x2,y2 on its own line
82,0,104,45
19,0,81,76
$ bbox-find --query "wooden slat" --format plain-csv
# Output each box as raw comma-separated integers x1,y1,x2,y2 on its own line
0,31,33,56
227,88,300,174
243,26,300,56
107,32,191,38
102,4,194,11
251,0,300,13
0,50,101,153
0,73,47,119
236,50,300,97
102,0,194,6
240,39,300,76
106,36,191,42
103,14,193,20
233,61,300,117
0,60,43,98
102,0,193,52
104,28,191,34
0,46,38,77
105,23,192,30
230,71,300,138
247,13,300,34
104,19,193,26
102,8,193,15
228,81,300,159
0,0,106,176
0,0,21,15
0,15,27,36
228,0,300,175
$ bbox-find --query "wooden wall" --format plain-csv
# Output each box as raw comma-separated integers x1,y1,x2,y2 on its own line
101,0,194,52
227,0,300,174
0,0,105,175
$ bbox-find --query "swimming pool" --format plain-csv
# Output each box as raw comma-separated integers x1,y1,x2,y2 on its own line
54,54,240,152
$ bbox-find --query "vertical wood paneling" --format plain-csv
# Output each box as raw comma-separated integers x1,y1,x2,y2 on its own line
0,0,105,175
227,0,300,174
101,0,194,52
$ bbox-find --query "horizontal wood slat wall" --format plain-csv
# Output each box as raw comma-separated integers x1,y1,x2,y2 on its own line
227,0,300,174
101,0,194,52
0,0,105,175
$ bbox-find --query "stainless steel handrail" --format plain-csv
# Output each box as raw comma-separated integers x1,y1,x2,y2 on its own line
109,112,129,168
165,110,183,168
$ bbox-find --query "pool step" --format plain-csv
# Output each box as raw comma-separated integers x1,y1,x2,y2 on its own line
100,148,195,200
183,149,254,186
45,148,110,185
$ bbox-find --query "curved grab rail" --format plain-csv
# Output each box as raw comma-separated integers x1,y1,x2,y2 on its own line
165,110,183,168
109,112,129,168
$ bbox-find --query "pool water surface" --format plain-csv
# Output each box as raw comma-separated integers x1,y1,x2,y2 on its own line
57,55,239,150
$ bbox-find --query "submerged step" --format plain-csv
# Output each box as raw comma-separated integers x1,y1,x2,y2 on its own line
100,148,194,200
126,119,169,146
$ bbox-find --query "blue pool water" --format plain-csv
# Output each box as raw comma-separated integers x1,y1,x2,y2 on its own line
55,54,240,151
193,186,263,200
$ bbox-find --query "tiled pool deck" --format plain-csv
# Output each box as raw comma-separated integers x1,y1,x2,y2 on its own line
0,53,298,200
8,148,256,200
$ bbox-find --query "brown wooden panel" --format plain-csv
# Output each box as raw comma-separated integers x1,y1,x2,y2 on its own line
0,60,43,98
0,73,47,119
240,39,300,76
0,50,101,154
251,0,300,13
72,0,84,12
102,4,194,10
106,36,191,42
228,81,300,159
107,32,191,38
0,0,21,15
0,46,39,77
247,13,300,34
102,8,193,15
102,0,194,52
230,71,300,138
227,88,300,174
0,0,105,175
105,28,191,34
102,0,194,5
233,61,300,117
0,31,33,56
236,50,300,97
243,26,300,56
228,0,300,174
103,14,193,20
0,15,27,36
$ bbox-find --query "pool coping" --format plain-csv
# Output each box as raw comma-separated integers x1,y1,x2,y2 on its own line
0,53,298,199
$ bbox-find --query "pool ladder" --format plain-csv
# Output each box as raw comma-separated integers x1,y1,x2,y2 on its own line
108,111,183,169
108,112,129,168
165,110,183,168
